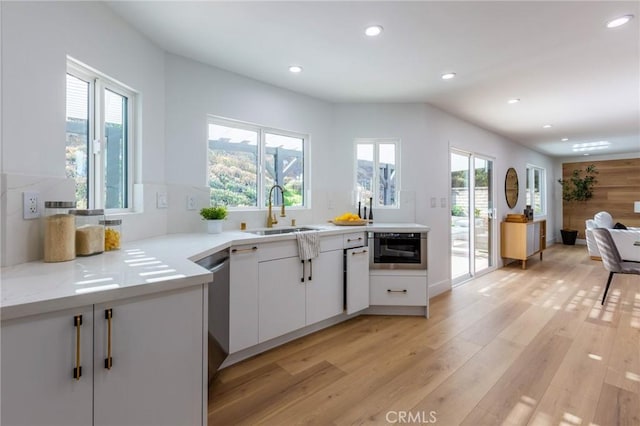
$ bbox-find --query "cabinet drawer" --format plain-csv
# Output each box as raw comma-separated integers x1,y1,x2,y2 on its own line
370,275,427,306
343,232,367,249
258,240,298,262
320,235,343,252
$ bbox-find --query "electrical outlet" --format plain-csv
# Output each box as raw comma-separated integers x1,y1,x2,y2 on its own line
186,195,196,211
23,191,40,219
156,192,168,209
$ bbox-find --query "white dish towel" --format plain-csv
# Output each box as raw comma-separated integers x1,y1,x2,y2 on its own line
296,231,320,260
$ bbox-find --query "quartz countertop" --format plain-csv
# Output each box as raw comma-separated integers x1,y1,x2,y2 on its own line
1,223,429,320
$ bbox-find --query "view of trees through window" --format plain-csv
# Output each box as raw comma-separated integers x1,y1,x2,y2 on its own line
208,121,305,208
65,69,130,210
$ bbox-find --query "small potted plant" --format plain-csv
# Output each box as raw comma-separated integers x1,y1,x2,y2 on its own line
557,164,598,245
200,206,228,234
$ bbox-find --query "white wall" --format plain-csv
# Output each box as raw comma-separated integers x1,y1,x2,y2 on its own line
1,1,167,265
164,54,337,232
333,103,556,296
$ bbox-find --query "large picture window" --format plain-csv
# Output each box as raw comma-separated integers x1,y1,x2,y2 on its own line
355,139,399,208
207,117,307,208
66,59,135,211
526,164,546,216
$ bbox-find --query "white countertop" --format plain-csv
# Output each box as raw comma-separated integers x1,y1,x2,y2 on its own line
1,223,429,320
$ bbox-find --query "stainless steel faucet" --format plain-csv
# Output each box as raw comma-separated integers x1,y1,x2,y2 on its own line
267,184,286,227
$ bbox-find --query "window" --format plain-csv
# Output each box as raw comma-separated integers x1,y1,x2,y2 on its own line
66,59,135,211
207,117,307,208
526,165,546,215
355,139,399,207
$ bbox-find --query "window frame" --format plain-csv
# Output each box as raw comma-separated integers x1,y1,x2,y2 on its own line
525,164,546,217
66,58,136,212
207,116,310,210
354,138,401,209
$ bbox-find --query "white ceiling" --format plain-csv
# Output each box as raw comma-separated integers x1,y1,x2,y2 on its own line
107,1,640,158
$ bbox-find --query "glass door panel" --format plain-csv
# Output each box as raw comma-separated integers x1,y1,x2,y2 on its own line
451,152,471,282
474,157,493,273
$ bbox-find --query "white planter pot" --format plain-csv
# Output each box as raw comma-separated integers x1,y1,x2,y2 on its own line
206,220,223,234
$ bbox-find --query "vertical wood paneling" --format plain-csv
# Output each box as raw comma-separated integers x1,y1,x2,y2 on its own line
562,158,640,237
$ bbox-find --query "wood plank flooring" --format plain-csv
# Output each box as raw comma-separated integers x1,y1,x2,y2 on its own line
208,244,640,425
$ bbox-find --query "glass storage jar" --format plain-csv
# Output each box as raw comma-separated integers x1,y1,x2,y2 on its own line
43,201,76,262
69,209,105,256
101,219,122,251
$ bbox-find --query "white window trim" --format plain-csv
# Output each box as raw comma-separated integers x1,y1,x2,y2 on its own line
207,116,310,210
526,164,546,217
354,138,401,209
67,57,136,213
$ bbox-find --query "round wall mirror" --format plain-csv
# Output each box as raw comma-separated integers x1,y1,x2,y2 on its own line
505,167,519,208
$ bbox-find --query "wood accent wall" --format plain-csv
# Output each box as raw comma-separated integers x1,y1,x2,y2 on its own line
562,158,640,238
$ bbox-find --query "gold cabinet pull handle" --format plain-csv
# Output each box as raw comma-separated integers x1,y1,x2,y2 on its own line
347,237,363,242
104,309,113,369
73,315,82,380
351,249,368,256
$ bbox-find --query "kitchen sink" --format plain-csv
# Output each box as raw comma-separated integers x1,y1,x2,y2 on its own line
248,227,318,236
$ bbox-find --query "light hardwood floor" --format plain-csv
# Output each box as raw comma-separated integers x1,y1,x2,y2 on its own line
208,244,640,425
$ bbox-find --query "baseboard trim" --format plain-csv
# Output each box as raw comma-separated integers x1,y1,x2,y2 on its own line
429,279,451,298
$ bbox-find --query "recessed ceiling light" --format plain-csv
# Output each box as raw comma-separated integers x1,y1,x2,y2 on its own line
561,138,569,141
543,124,553,129
507,98,520,104
584,153,590,156
606,14,634,28
288,65,303,73
365,25,383,37
572,141,610,152
441,72,456,80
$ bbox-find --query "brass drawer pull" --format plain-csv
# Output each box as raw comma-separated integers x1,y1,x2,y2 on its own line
73,315,82,380
347,237,363,242
351,249,368,256
104,309,113,369
387,289,408,294
231,246,258,254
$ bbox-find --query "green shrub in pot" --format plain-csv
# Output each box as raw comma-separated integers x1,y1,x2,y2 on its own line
199,206,228,221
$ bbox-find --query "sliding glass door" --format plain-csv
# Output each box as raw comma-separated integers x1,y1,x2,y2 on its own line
450,150,495,284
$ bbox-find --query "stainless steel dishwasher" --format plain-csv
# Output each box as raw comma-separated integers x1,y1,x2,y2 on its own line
195,248,229,384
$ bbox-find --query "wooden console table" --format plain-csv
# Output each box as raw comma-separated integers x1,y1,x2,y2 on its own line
501,219,546,269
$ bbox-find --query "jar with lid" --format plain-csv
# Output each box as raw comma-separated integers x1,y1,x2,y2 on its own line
69,209,105,256
44,201,76,262
100,218,122,251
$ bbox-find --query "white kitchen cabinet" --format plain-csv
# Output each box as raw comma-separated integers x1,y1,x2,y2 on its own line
258,255,306,342
306,248,344,325
1,306,94,426
345,246,370,314
93,286,204,426
229,244,259,353
1,285,205,426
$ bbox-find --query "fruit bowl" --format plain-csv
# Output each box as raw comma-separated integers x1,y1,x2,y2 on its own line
331,219,369,226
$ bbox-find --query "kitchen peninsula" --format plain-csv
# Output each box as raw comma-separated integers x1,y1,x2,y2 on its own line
1,223,429,426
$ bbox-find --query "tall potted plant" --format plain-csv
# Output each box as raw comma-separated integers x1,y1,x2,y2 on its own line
557,164,598,245
200,206,228,234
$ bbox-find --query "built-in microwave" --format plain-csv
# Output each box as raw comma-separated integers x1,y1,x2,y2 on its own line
368,232,428,270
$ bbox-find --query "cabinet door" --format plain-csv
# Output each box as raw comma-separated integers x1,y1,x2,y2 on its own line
1,307,94,426
229,244,259,353
93,286,204,426
258,256,306,342
526,223,536,256
306,249,344,325
346,247,370,314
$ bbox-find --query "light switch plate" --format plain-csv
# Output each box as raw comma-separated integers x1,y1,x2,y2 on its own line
430,197,437,208
186,195,196,211
440,197,447,208
156,192,168,209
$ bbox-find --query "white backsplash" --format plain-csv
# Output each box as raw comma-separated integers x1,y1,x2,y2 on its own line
1,174,171,267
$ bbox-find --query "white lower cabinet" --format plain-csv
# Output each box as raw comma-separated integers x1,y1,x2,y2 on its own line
1,285,205,426
306,249,343,325
345,246,370,314
229,244,260,353
1,306,94,426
